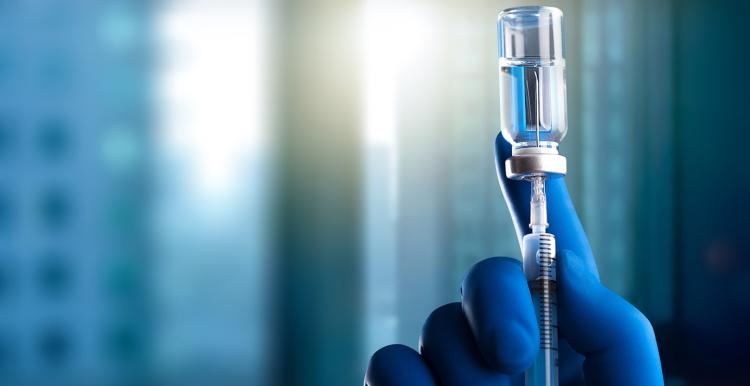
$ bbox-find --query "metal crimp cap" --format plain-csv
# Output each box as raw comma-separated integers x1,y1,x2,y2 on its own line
505,153,567,180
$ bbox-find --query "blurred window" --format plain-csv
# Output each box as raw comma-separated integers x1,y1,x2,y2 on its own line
37,251,71,298
105,67,143,105
0,263,12,300
0,333,14,372
37,118,71,161
38,326,71,366
0,47,13,83
100,5,141,52
39,187,72,230
105,323,141,363
106,258,139,299
0,189,14,232
38,54,72,92
0,117,12,159
106,194,141,233
100,126,141,173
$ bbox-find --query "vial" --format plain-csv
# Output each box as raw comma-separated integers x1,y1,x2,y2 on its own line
498,6,567,154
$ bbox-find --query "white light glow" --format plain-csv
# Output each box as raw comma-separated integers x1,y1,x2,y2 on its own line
154,2,271,381
363,2,437,147
361,0,437,363
157,2,265,200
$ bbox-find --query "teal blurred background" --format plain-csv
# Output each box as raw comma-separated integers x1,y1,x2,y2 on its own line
0,0,747,385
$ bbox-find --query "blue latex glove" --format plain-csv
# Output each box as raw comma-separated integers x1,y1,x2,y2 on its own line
364,134,664,386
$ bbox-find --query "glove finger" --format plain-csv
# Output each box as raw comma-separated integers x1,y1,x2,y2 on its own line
420,302,522,386
494,133,599,279
460,257,538,374
365,344,437,386
557,250,664,386
558,338,585,386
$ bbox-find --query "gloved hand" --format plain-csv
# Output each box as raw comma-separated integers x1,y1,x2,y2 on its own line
364,134,664,386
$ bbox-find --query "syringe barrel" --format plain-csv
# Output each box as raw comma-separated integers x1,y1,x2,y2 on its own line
522,232,559,386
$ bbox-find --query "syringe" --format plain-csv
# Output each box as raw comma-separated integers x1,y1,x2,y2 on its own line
521,176,558,386
497,6,568,386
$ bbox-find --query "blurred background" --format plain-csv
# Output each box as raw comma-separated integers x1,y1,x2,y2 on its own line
0,0,747,385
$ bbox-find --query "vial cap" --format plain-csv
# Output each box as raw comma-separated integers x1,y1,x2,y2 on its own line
498,6,564,65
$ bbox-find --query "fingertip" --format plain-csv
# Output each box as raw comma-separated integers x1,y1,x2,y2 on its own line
494,132,511,162
461,257,522,296
366,344,437,386
420,303,514,385
483,320,538,374
461,257,538,374
477,256,523,271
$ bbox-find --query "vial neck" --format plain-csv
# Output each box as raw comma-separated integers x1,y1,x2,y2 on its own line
512,142,559,156
529,176,548,234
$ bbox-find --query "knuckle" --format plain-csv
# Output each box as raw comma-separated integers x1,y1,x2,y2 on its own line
618,301,657,342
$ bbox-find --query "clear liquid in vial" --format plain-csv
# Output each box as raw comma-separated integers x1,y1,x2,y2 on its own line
499,65,567,149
